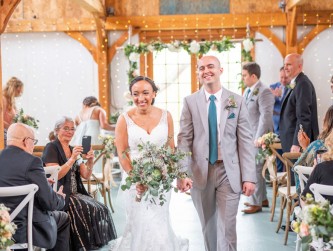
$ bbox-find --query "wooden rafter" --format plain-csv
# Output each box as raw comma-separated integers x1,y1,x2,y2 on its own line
257,27,286,57
0,0,21,33
65,31,97,62
108,29,140,64
298,24,329,54
72,0,106,18
286,0,308,11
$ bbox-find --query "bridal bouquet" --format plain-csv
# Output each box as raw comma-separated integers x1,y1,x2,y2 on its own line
121,141,190,206
0,204,17,249
292,194,333,251
255,132,279,164
13,108,39,129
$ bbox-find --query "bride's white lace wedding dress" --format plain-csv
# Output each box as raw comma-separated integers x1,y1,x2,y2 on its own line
111,110,189,251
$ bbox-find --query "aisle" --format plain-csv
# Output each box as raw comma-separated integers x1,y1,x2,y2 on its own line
100,184,297,251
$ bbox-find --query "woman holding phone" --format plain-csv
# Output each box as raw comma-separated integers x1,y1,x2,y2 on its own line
42,116,117,250
293,105,333,193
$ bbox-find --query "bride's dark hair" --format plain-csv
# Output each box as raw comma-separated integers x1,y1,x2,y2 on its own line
129,76,159,105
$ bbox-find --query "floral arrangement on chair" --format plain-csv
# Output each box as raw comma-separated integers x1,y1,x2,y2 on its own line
292,194,333,251
98,135,116,159
13,108,39,129
0,204,17,249
256,132,279,164
121,141,190,206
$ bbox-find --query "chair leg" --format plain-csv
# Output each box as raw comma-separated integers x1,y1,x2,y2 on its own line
107,189,115,213
276,196,286,233
284,200,292,245
270,181,277,222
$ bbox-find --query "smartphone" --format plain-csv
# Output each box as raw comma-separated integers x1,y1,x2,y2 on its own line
315,149,327,164
82,136,91,154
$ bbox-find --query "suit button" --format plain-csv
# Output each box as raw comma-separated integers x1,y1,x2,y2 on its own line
205,158,208,161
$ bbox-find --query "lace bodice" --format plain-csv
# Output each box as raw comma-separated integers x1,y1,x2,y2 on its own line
123,110,168,158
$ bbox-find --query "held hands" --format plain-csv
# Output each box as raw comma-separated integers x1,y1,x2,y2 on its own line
136,183,147,195
254,139,261,148
242,182,255,196
177,178,193,192
57,185,66,199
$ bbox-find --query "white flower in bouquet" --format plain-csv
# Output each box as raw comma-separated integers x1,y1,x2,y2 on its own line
129,52,140,62
0,204,17,249
121,141,190,206
189,40,200,54
242,38,254,52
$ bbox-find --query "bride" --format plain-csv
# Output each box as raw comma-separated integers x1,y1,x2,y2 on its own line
113,76,190,251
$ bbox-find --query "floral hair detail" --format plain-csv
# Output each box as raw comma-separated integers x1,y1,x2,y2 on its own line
225,95,237,110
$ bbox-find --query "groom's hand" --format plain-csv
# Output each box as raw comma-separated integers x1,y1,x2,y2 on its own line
177,178,193,192
242,182,255,196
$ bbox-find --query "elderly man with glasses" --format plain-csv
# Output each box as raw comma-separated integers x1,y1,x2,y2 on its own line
0,123,70,251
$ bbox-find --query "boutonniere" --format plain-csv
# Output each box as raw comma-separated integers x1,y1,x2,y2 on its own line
287,81,296,89
252,87,259,96
225,95,237,110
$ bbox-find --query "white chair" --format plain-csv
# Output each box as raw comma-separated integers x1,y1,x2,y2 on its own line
293,165,313,251
44,165,61,191
310,183,333,202
0,184,39,251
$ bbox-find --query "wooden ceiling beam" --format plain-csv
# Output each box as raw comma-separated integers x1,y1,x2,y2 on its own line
105,13,287,31
4,10,333,34
72,0,106,18
257,27,286,57
287,0,308,11
298,24,329,54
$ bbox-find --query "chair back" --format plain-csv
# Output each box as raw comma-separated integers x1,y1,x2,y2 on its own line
309,183,333,202
294,165,313,193
44,166,61,192
33,146,45,158
0,184,39,251
282,152,301,194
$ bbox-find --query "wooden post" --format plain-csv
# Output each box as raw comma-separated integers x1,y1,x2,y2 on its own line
0,37,3,149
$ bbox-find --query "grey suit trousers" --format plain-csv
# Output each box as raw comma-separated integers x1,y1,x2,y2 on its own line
191,162,240,251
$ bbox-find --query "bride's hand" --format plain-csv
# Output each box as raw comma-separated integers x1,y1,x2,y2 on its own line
136,183,147,194
177,178,193,192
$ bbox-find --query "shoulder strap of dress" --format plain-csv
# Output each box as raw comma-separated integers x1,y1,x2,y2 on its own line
88,106,97,119
123,112,132,126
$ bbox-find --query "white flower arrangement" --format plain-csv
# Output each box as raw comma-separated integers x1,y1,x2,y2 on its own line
0,204,17,249
242,38,254,52
128,52,140,62
189,40,200,54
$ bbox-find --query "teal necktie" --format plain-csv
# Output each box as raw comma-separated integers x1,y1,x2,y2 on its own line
245,88,251,100
208,95,218,164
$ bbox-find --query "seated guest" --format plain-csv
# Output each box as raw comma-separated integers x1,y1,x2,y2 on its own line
42,116,117,250
301,130,333,204
0,123,70,251
293,105,333,193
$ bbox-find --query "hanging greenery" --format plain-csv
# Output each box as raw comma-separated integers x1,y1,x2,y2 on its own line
124,37,235,84
238,37,255,90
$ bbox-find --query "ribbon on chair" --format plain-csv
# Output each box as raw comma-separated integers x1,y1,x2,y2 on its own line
262,155,287,184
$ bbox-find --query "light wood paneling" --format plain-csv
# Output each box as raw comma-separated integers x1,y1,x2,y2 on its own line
114,0,159,16
230,0,280,13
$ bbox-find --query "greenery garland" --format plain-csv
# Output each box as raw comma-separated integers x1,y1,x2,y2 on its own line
124,37,255,91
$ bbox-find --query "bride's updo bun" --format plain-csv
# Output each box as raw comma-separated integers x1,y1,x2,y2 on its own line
82,96,101,107
129,76,159,105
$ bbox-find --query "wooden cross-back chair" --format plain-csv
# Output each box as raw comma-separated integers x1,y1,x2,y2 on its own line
276,151,301,245
262,143,287,222
84,144,116,213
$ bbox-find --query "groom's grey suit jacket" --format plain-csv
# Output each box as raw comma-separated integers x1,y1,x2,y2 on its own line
178,87,256,192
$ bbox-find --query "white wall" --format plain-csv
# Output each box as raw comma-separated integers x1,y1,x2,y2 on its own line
1,32,98,144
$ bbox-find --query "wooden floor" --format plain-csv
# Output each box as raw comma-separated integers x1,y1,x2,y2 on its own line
98,179,297,251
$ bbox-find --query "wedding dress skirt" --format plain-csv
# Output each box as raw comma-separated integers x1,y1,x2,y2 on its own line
111,110,189,251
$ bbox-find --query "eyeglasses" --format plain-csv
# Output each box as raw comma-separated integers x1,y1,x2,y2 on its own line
24,137,38,145
61,127,76,132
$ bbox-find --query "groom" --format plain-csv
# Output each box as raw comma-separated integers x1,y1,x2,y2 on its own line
177,55,256,251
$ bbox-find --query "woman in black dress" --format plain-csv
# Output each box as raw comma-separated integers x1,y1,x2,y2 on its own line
42,116,117,250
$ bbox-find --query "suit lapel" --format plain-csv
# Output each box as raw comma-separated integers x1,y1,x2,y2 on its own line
196,89,209,136
219,88,230,138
